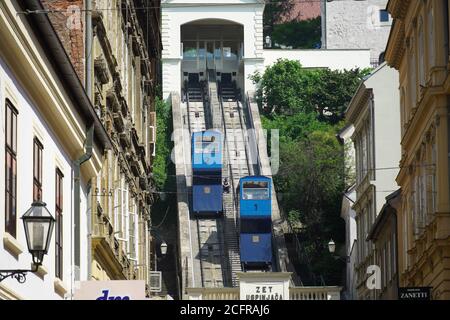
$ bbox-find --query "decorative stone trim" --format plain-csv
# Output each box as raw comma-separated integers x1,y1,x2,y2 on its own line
31,263,48,280
54,278,68,298
3,232,23,258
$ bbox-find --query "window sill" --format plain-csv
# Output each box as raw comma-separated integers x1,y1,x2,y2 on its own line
3,232,23,258
31,263,48,279
54,278,68,298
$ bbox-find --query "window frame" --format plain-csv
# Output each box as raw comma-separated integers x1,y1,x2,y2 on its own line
33,137,43,201
55,168,64,280
5,99,18,238
379,9,390,23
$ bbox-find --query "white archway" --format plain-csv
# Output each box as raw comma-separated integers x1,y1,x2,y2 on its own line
162,1,265,99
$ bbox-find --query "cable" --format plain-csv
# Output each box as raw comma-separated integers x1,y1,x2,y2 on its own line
151,204,171,229
16,0,383,14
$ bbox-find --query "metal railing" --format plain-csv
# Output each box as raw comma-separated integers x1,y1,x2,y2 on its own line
185,286,341,300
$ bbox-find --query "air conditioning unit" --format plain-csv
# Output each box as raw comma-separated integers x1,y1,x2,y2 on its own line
149,271,162,293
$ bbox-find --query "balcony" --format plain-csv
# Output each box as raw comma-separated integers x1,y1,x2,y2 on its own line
106,89,120,113
289,286,341,300
113,112,126,132
94,56,109,85
127,152,142,177
138,176,148,190
119,131,132,150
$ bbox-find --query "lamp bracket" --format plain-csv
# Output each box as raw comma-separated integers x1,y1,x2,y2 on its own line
0,263,40,283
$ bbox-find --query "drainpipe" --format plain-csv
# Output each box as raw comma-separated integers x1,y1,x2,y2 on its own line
86,0,93,98
74,125,94,279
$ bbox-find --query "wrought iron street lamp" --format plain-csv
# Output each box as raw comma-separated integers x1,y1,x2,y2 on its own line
0,201,55,283
160,241,168,256
328,238,349,263
328,239,336,254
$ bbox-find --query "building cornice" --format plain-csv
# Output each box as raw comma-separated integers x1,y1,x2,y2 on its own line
387,0,410,20
346,83,371,125
385,20,405,70
92,237,127,280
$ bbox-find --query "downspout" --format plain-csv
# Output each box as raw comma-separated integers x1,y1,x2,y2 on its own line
85,0,94,280
86,0,93,97
74,125,94,279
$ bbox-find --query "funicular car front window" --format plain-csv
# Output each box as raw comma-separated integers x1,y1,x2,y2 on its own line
194,142,219,154
242,181,269,200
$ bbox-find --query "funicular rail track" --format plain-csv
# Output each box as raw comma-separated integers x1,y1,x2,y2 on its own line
178,74,296,294
185,81,229,288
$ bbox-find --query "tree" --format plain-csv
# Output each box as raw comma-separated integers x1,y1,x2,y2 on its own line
253,59,371,124
272,18,321,49
253,59,371,285
275,128,346,284
263,0,296,39
153,97,173,190
251,59,318,115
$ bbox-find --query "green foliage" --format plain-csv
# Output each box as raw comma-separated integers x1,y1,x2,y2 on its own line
263,0,295,38
152,97,173,190
275,124,346,285
253,59,371,124
272,18,321,49
255,59,370,285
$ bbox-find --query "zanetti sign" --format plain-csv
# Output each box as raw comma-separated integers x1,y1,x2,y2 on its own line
74,280,146,300
398,287,432,300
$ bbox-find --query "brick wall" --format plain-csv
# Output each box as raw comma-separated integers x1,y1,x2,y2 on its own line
276,0,321,23
41,0,85,83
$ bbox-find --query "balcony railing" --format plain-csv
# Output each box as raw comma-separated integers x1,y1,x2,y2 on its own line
186,286,341,300
290,286,341,300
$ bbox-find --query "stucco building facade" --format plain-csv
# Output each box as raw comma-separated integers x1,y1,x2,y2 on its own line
1,0,161,299
345,63,401,299
0,0,107,299
326,0,392,64
385,0,450,300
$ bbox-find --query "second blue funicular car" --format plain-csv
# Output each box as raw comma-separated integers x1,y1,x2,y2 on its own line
191,130,223,216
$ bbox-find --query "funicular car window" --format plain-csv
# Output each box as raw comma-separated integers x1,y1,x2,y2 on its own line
194,135,219,154
242,181,269,200
240,219,272,233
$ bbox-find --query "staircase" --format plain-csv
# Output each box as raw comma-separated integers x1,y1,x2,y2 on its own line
221,148,242,287
187,82,203,102
220,81,237,102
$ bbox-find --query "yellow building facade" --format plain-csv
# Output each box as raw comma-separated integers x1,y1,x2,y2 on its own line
88,0,160,289
385,0,450,299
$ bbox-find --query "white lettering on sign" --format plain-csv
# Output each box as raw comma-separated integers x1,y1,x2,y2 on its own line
244,285,283,300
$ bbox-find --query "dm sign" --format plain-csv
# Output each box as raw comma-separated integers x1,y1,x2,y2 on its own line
398,287,432,300
74,280,146,300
